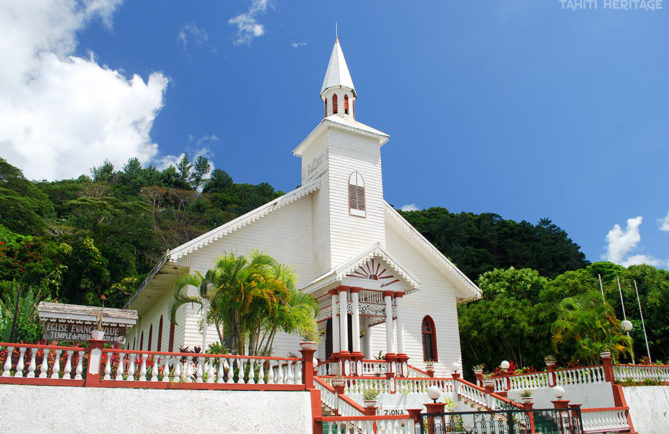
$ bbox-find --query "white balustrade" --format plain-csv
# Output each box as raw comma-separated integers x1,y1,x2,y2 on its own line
555,366,606,386
614,364,669,383
98,350,302,386
361,360,387,376
582,409,629,433
0,344,85,381
314,378,365,417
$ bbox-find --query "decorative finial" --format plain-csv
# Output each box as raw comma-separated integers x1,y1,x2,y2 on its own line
335,22,338,41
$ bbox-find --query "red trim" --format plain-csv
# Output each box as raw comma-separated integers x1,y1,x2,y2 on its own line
0,342,86,351
332,94,338,114
382,291,394,298
350,287,362,294
157,316,164,352
344,94,349,114
422,315,438,362
338,286,350,294
0,378,85,387
394,292,405,298
581,406,630,412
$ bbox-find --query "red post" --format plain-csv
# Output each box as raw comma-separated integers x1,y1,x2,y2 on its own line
547,364,556,387
600,352,614,383
522,401,535,433
424,402,446,434
84,339,105,387
301,347,316,390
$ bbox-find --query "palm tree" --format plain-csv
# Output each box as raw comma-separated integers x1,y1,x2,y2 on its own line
551,290,633,364
170,251,318,356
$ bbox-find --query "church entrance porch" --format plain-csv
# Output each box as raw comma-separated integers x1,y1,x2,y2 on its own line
316,286,409,377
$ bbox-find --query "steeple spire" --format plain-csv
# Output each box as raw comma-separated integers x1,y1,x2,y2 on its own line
321,37,356,99
321,37,357,119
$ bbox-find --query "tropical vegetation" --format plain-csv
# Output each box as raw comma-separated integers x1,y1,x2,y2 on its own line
170,251,318,355
0,154,667,375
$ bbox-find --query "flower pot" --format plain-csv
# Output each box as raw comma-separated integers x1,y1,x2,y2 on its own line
600,351,612,359
91,329,105,340
300,341,317,351
364,399,378,408
521,396,533,403
473,369,483,375
545,361,556,367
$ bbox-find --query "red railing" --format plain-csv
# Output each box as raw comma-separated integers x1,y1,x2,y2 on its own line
0,341,315,391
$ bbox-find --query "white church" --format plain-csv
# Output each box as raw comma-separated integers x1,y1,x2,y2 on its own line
125,37,482,376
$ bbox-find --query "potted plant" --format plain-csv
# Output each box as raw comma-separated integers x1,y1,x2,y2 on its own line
299,324,321,351
425,359,435,370
520,390,533,403
544,355,556,367
482,373,495,388
473,363,485,375
363,388,380,407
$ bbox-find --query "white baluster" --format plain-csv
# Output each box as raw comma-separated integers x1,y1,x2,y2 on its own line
267,360,274,384
151,356,159,382
207,358,215,383
127,354,136,381
257,359,265,385
51,350,62,379
286,360,294,384
185,355,193,382
103,352,111,380
14,347,26,378
115,353,125,380
247,359,256,384
27,347,37,378
3,346,14,377
225,359,234,384
217,358,225,383
196,356,204,383
174,357,182,382
140,354,148,381
295,361,302,384
75,350,84,380
237,359,246,384
63,350,73,379
276,361,284,384
162,356,171,382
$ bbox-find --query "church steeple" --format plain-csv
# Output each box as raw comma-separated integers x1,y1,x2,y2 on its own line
321,37,356,119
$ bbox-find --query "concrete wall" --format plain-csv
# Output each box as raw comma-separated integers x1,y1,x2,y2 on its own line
0,385,312,434
623,385,669,434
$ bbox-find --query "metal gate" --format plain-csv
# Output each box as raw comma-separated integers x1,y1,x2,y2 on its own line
420,408,584,434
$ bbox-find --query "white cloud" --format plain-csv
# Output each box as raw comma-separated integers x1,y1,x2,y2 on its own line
228,0,271,45
659,212,669,232
291,42,306,48
0,0,168,181
401,204,419,212
603,216,668,268
177,23,209,51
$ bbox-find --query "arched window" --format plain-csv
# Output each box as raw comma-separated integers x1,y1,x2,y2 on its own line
422,316,438,362
348,171,365,217
157,316,164,351
148,324,153,351
324,98,327,117
140,331,144,351
168,321,176,352
332,94,338,114
344,95,349,114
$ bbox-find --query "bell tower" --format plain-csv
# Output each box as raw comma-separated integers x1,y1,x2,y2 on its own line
294,37,389,276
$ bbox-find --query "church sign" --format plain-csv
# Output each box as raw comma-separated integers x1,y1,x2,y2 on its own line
38,302,138,344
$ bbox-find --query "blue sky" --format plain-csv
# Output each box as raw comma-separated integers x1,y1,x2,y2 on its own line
1,0,668,269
